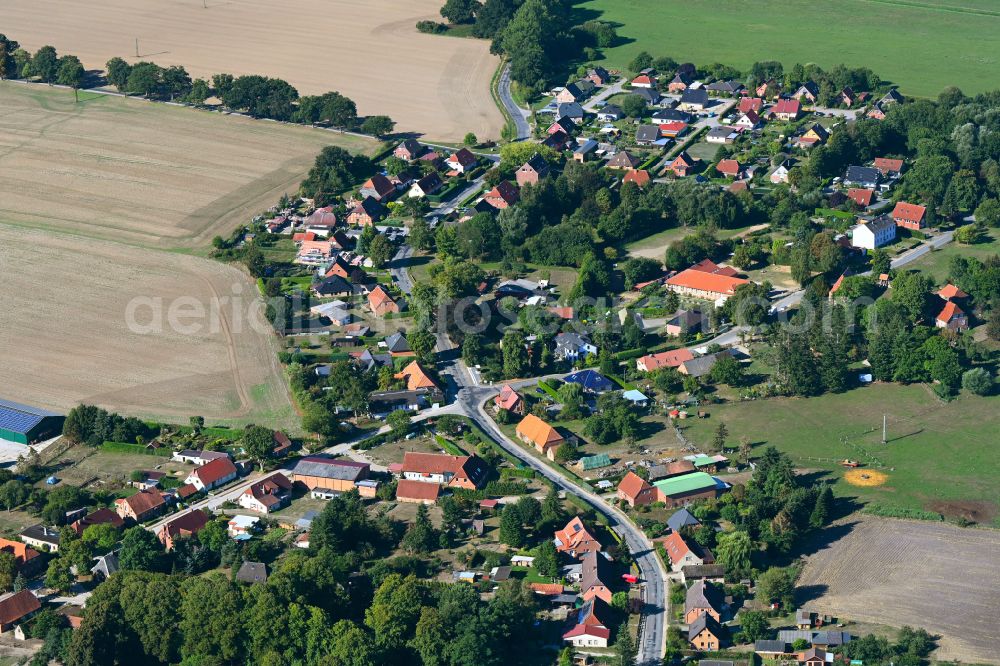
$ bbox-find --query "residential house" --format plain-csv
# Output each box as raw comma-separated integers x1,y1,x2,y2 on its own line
669,151,697,177
445,148,477,174
114,489,165,523
658,531,708,571
756,78,779,98
493,384,526,415
623,169,651,188
313,275,353,298
935,301,968,332
617,471,657,507
562,598,611,648
844,166,881,189
554,516,601,558
0,590,41,633
516,414,564,460
236,561,268,585
359,173,396,202
668,73,691,92
685,580,724,624
606,151,641,170
735,110,761,130
667,507,701,531
770,160,793,184
548,117,576,135
880,89,904,106
755,640,792,658
938,284,969,301
18,525,60,553
772,98,801,121
239,472,293,514
90,552,119,581
679,88,709,110
554,332,597,361
408,172,443,198
851,216,896,250
573,139,598,162
793,82,819,103
847,188,875,208
716,159,742,179
484,181,520,209
395,360,439,391
706,127,738,144
402,452,488,490
368,285,402,317
892,201,927,230
158,510,211,550
777,630,852,649
71,508,124,536
172,450,232,466
596,104,623,122
665,268,748,302
394,139,424,161
653,471,726,507
564,369,615,393
689,614,728,650
556,102,584,122
303,206,337,235
184,457,238,492
840,87,856,106
368,389,437,416
873,157,904,178
556,80,594,103
516,154,551,187
636,348,695,372
635,124,661,146
291,457,370,498
580,551,613,603
228,514,260,540
738,97,764,115
705,80,744,95
295,240,334,266
659,121,688,138
801,648,831,666
0,539,42,576
587,66,611,86
384,331,413,356
630,71,656,88
347,196,386,226
395,479,440,504
653,108,692,123
798,123,830,147
621,389,649,407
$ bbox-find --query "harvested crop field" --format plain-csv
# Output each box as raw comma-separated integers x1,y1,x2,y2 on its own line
798,516,1000,664
3,0,504,141
0,81,376,248
0,225,298,431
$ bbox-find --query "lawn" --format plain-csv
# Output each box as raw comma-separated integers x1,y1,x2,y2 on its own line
578,0,1000,98
905,230,1000,283
675,383,1000,525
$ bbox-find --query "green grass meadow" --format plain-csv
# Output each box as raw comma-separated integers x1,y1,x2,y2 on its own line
579,0,1000,97
677,383,1000,525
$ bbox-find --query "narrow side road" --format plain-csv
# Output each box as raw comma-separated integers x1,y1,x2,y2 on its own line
498,63,532,141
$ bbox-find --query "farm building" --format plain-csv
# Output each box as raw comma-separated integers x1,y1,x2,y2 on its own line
0,399,64,445
580,453,611,471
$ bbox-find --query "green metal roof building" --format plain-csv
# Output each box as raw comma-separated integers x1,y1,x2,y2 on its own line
580,453,611,470
652,472,721,498
0,399,64,445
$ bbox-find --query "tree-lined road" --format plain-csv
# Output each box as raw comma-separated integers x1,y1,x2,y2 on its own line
498,63,532,141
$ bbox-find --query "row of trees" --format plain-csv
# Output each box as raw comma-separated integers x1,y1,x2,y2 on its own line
0,36,84,87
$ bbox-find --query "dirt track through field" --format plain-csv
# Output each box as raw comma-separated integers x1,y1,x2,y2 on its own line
798,516,1000,664
0,225,298,430
3,0,504,141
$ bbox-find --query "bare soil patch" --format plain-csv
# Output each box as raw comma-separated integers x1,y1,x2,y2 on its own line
926,499,998,524
0,81,375,248
3,0,504,141
797,515,1000,664
0,225,298,430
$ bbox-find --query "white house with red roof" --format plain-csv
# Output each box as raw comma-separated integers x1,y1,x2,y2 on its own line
184,457,238,492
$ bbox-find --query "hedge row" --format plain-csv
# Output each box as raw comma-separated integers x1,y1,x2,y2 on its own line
101,441,172,457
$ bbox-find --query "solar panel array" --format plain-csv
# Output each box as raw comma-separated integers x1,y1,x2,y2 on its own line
0,398,58,435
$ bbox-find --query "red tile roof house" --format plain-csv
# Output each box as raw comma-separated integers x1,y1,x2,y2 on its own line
892,201,927,230
393,139,424,161
368,284,401,317
0,539,43,576
562,598,611,648
580,551,614,604
445,148,478,174
630,72,656,88
184,457,239,492
493,384,526,415
666,268,749,302
0,590,41,632
715,159,742,179
669,151,697,177
636,348,695,372
938,284,969,301
554,516,601,558
873,157,905,177
71,508,124,535
659,121,688,138
157,510,211,551
115,489,166,523
847,188,874,208
347,196,386,226
935,301,969,332
484,181,520,209
617,471,658,507
623,169,651,188
738,97,764,114
238,472,293,514
657,531,711,571
772,98,801,121
689,613,727,651
395,479,440,504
